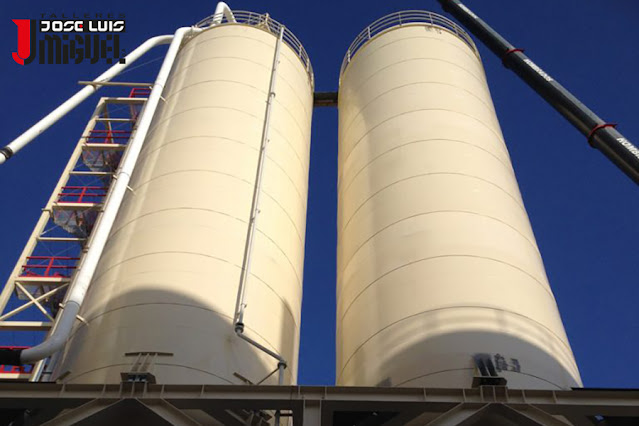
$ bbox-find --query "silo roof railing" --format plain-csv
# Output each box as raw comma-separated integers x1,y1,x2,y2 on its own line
340,10,479,77
195,11,314,87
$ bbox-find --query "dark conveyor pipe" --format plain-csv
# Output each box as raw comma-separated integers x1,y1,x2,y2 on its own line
438,0,639,186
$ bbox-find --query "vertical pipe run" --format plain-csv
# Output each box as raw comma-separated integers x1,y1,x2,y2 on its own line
234,26,284,325
232,25,288,388
233,24,289,372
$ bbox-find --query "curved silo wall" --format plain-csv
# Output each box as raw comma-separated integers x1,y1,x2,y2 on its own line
54,19,313,385
336,12,581,390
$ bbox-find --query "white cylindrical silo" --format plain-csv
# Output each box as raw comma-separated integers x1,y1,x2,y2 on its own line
53,13,313,385
336,11,581,390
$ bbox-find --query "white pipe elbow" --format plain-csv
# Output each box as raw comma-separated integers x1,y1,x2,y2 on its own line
213,2,236,25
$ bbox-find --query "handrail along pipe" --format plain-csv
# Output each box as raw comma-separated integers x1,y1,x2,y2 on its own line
0,26,201,366
0,35,173,165
438,0,639,185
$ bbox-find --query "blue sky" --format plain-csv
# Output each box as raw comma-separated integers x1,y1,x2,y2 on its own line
0,0,637,388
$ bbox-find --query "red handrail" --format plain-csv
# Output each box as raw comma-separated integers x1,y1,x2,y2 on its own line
129,87,151,98
20,256,80,278
84,129,132,144
58,186,108,203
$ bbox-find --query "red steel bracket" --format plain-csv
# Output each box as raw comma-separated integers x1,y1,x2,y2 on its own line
587,123,618,147
502,48,525,66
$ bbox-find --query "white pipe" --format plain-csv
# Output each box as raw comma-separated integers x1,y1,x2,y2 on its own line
233,26,288,390
212,2,236,24
19,26,200,364
234,26,284,326
0,35,174,165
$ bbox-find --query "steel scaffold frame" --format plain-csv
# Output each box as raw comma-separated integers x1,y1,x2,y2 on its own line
0,95,147,381
0,384,637,425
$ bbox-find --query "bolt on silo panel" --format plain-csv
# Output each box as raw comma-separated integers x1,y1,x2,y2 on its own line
336,13,581,390
53,22,313,385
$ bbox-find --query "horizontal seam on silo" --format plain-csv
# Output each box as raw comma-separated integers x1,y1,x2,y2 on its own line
154,362,292,383
63,363,235,385
340,172,526,234
257,227,304,286
139,133,307,179
134,138,307,213
269,44,315,92
198,31,309,73
166,80,307,145
392,368,473,388
163,78,266,102
135,135,248,165
186,33,313,88
107,206,241,241
103,207,304,283
338,139,514,196
163,78,310,136
168,55,270,82
87,265,301,309
260,123,309,172
337,254,554,321
343,57,489,107
342,34,481,82
185,32,277,57
337,305,575,381
263,160,306,218
88,252,230,286
186,34,277,54
103,208,304,287
172,45,312,101
341,109,506,169
339,210,542,276
146,107,309,171
393,368,564,390
76,288,298,333
169,55,310,115
146,105,260,137
341,81,499,140
129,158,298,198
127,169,306,240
